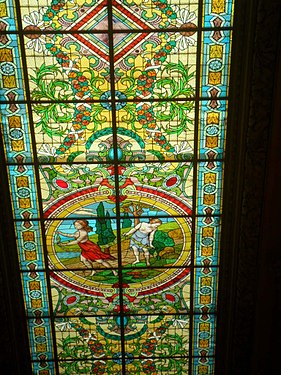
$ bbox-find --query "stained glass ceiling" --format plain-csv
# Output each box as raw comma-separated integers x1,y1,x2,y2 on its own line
0,0,234,374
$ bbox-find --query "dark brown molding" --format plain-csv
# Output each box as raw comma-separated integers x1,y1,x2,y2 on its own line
250,6,281,374
217,0,281,374
0,141,32,373
234,1,281,373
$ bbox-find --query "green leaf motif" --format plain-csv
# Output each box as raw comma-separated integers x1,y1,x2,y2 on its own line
151,62,195,135
30,64,74,138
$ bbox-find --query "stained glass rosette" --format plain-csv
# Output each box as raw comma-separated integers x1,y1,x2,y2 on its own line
0,0,234,374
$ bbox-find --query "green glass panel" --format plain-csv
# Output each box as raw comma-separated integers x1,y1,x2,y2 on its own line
115,100,195,161
39,163,117,213
127,357,189,374
51,277,121,316
58,360,122,374
114,31,197,100
50,270,190,316
123,314,190,357
55,317,122,357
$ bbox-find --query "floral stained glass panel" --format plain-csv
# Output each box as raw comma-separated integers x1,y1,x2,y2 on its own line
0,0,234,374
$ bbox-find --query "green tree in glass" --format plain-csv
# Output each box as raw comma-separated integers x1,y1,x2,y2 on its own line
96,202,115,245
152,230,175,259
122,212,132,229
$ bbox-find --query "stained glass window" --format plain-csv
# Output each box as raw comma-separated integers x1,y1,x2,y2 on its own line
0,0,234,374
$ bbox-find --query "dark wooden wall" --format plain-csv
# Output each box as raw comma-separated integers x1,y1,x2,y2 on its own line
217,0,281,374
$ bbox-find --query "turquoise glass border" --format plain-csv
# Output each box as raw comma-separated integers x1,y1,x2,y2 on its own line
203,0,234,27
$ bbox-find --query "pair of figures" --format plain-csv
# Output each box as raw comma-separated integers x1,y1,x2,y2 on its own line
57,218,162,274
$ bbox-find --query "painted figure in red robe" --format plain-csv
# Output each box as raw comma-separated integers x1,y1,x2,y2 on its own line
58,220,117,276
